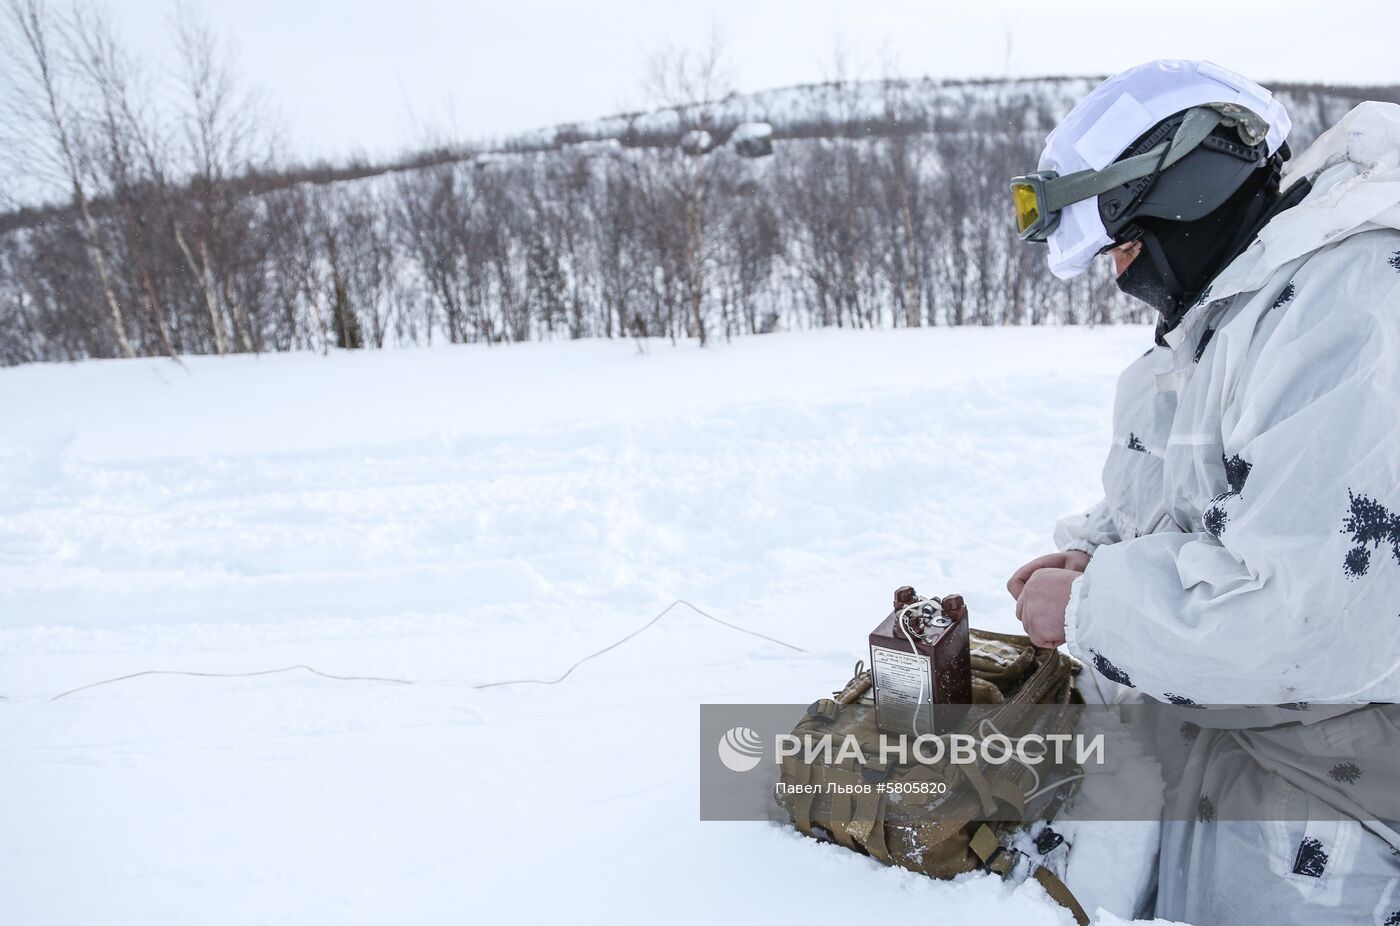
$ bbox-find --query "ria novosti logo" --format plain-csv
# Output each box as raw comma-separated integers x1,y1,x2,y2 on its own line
717,726,764,772
714,723,1107,774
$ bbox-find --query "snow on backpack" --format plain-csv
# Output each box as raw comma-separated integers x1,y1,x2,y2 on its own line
775,610,1090,925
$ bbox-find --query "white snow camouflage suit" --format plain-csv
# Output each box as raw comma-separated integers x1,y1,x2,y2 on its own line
1054,101,1400,924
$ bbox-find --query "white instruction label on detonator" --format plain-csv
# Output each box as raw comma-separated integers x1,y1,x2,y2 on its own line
871,645,932,735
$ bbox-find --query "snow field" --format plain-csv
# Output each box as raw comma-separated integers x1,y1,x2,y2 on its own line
0,325,1173,924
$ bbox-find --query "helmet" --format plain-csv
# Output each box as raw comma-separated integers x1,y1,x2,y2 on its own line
1098,106,1300,323
1096,105,1280,240
1016,60,1291,280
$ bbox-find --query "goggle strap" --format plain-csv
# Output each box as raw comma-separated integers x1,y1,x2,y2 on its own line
1041,107,1226,214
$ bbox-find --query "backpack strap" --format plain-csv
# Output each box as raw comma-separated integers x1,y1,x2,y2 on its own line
960,764,1000,817
848,786,892,865
1032,867,1091,926
969,824,1090,926
782,753,817,836
823,764,862,849
969,824,1005,870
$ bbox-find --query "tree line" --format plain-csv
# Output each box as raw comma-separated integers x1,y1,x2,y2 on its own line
0,2,1384,364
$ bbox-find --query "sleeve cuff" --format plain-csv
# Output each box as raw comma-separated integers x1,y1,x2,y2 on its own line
1063,573,1086,660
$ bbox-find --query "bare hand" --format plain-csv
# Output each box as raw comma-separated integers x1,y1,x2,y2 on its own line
1015,567,1080,648
1006,550,1090,600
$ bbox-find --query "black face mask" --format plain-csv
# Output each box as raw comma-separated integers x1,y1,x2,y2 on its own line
1115,233,1183,317
1115,160,1284,327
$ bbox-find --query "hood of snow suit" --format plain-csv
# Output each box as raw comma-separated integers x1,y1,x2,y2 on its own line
1207,101,1400,302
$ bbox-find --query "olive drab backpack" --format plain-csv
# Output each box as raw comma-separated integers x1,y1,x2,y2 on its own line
776,629,1090,925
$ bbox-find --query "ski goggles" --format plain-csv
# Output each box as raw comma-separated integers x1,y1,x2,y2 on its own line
1010,105,1242,243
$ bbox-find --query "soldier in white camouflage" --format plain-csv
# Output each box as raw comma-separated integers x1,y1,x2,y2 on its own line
1009,60,1400,924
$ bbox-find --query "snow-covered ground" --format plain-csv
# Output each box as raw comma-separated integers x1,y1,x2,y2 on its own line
0,326,1181,924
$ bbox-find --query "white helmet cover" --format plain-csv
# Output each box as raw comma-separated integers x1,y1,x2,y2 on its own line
1040,59,1291,280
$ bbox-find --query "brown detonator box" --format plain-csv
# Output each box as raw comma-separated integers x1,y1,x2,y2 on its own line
869,587,972,736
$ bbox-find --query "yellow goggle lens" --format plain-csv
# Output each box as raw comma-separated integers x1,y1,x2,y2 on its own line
1011,183,1042,234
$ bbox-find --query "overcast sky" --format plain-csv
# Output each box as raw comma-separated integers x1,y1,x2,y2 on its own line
14,0,1392,174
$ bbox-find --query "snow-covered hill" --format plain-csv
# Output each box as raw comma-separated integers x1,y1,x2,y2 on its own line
511,75,1397,156
0,326,1180,924
8,73,1394,365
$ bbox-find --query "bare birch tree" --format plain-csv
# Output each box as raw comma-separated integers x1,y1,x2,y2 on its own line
5,0,134,357
643,29,733,346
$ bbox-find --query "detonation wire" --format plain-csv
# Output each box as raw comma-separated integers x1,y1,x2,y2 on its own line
894,596,1085,805
897,597,941,739
975,715,1087,803
18,600,802,701
49,665,412,702
473,599,806,689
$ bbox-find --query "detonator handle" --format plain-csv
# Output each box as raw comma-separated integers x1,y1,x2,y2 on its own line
941,594,967,622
